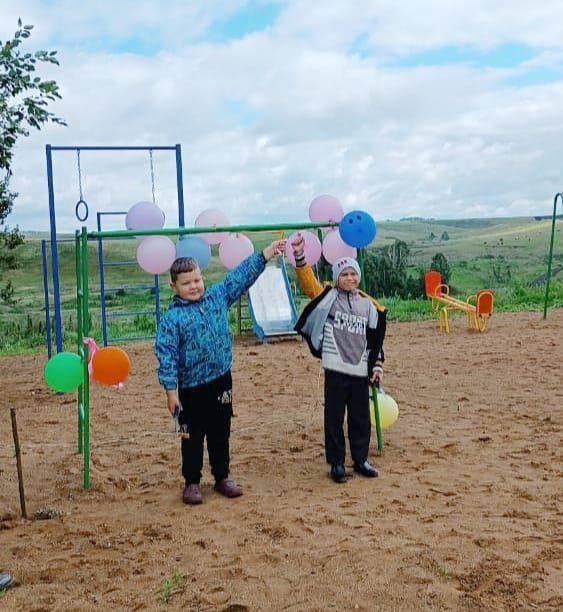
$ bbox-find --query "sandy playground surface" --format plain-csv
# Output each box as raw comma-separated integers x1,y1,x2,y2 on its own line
0,309,562,611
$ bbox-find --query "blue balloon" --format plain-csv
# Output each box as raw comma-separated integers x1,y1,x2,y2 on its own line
338,210,377,248
175,235,212,269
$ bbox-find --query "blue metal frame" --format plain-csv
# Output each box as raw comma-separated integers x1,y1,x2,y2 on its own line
41,240,52,358
41,237,77,356
45,144,184,353
97,211,161,346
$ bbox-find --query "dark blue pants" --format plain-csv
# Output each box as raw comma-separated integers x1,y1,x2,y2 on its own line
179,371,233,485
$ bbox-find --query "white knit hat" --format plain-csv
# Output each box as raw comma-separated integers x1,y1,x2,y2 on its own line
332,257,361,283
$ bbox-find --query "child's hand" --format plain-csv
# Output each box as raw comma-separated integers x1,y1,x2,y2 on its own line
166,390,180,416
370,365,383,385
291,234,305,255
262,240,286,261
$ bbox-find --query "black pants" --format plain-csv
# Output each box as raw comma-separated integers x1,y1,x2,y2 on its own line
324,369,371,466
178,371,233,485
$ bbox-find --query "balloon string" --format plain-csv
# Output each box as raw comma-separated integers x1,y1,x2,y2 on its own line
83,337,124,391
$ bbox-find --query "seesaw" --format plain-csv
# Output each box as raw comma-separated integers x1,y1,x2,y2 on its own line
424,271,494,333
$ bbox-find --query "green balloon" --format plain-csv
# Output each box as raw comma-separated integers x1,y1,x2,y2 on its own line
44,352,84,393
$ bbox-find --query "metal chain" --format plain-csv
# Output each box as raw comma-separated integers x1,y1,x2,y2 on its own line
77,149,84,200
149,149,156,204
74,149,89,221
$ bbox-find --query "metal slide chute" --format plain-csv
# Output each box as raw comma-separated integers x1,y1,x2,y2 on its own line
247,256,298,342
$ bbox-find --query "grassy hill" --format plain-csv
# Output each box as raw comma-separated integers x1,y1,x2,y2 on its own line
0,217,561,354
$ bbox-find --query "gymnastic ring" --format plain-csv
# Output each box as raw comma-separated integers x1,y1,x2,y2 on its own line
75,199,89,222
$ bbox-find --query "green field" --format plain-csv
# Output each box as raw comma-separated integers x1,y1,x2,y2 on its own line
1,217,561,354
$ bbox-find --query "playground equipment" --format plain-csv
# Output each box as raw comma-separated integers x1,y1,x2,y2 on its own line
44,190,385,489
424,271,494,333
543,192,562,319
72,220,346,488
44,144,185,355
247,256,298,341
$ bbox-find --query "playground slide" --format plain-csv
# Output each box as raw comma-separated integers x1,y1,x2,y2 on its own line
248,257,299,342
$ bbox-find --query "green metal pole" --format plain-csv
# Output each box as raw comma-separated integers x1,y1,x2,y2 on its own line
75,231,84,455
357,248,366,292
81,227,91,489
371,385,383,451
543,192,562,319
89,221,337,240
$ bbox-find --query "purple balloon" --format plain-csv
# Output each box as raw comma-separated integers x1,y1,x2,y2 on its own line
219,234,254,269
195,208,230,245
322,229,357,264
308,194,344,228
126,201,165,237
285,230,322,267
136,236,176,274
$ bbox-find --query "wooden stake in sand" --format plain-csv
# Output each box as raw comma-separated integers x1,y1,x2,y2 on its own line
10,407,27,519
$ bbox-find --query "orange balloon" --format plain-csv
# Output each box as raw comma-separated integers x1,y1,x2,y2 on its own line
91,346,131,386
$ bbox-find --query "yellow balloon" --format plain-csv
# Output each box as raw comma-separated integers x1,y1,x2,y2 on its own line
369,392,399,429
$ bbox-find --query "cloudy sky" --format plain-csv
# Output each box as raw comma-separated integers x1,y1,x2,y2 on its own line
2,0,563,232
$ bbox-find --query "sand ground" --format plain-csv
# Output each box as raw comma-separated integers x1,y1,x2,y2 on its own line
1,309,562,611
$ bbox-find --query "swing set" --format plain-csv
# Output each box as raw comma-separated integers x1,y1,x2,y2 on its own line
43,144,185,356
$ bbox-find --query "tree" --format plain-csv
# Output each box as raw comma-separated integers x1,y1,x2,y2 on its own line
363,240,424,298
0,19,66,300
491,256,511,284
440,231,449,241
430,252,451,284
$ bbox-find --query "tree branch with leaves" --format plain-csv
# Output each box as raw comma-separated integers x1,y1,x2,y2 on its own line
0,19,66,301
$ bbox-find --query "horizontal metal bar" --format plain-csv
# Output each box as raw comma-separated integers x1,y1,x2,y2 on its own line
40,238,76,244
109,335,155,343
103,261,137,267
89,221,337,240
49,145,178,151
106,310,156,318
104,284,155,293
264,330,298,337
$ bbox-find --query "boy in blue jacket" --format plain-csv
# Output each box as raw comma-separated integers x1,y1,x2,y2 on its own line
155,239,285,505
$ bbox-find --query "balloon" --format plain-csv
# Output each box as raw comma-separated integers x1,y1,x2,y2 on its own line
136,236,176,274
285,230,322,267
322,229,357,264
339,210,377,248
308,194,344,228
44,352,83,393
195,208,230,245
176,235,211,269
92,347,131,386
125,201,165,238
370,392,399,429
219,234,254,269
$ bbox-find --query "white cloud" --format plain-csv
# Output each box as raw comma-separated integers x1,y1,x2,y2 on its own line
2,0,563,233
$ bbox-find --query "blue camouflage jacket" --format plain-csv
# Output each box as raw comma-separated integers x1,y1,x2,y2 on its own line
154,252,266,389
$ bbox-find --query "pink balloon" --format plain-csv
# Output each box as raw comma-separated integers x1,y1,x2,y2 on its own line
322,229,357,264
136,236,176,274
308,194,344,228
195,208,230,245
285,231,322,267
126,201,165,236
219,234,254,269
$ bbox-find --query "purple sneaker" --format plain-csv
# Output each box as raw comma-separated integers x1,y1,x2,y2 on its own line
214,478,243,498
182,484,203,505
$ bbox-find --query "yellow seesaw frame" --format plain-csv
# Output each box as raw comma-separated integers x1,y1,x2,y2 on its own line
424,271,494,333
